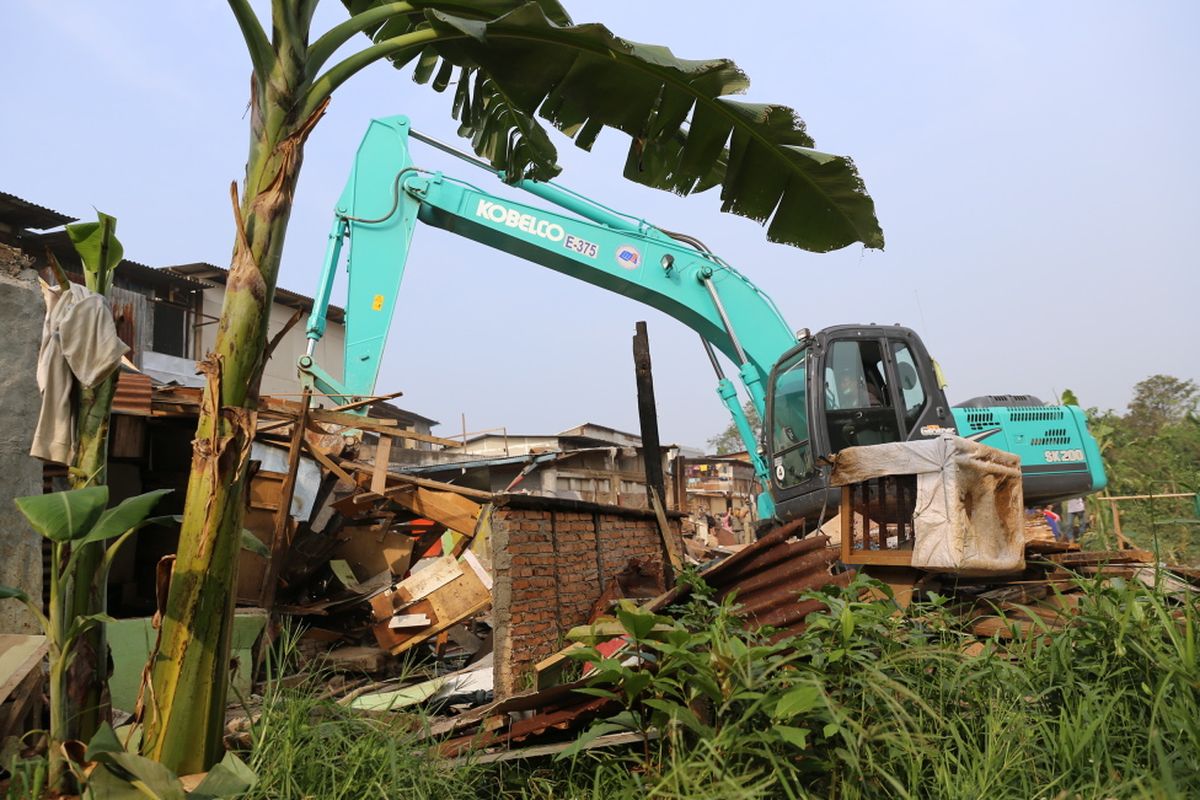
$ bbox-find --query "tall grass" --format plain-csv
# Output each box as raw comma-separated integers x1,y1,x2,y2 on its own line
488,572,1200,800
231,573,1197,799
237,627,487,800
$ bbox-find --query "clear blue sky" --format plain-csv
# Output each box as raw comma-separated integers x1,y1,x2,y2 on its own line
3,2,1197,447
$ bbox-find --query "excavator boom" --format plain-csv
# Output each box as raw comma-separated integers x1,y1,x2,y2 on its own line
301,116,798,517
302,115,1107,527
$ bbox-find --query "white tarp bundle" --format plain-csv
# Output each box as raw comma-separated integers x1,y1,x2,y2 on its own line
830,435,1025,575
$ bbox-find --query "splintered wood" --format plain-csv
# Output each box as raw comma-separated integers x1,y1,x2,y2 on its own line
370,551,492,655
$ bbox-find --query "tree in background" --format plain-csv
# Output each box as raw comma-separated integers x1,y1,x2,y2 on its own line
147,0,885,773
1084,374,1200,563
708,398,760,455
1125,375,1199,436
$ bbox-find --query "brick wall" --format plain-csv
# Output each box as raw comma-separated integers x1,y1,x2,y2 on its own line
491,499,680,697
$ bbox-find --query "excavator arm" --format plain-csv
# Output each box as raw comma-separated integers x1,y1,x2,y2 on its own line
301,115,799,517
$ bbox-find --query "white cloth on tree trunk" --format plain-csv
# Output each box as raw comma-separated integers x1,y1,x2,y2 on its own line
30,282,128,465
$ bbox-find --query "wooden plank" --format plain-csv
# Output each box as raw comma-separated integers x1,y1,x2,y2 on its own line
649,488,684,573
256,390,406,434
308,409,465,448
970,616,1040,639
632,321,666,508
371,561,492,655
842,549,916,566
999,601,1070,624
840,490,853,563
309,407,398,429
333,519,415,579
337,462,495,502
372,470,496,502
426,565,489,624
393,488,481,535
0,635,49,706
395,555,463,604
304,439,358,486
322,646,388,673
390,596,491,656
247,470,287,511
461,731,652,765
1048,549,1154,567
372,436,392,495
0,668,44,741
261,389,310,609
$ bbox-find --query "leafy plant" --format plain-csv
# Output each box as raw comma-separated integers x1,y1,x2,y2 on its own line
1,486,170,792
540,571,1200,799
40,209,131,759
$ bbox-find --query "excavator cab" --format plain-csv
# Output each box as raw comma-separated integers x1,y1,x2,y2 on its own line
766,324,955,524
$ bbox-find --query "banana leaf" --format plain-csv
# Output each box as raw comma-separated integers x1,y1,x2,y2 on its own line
341,0,883,252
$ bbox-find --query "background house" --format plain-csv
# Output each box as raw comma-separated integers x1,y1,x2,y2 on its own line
163,262,346,398
390,422,685,508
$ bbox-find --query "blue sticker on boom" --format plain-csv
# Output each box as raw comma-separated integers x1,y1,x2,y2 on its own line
615,245,641,270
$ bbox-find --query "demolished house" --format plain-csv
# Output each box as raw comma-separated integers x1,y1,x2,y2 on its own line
0,190,695,738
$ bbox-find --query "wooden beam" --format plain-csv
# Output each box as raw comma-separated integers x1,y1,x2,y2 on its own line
260,388,310,610
307,409,465,448
304,439,358,487
632,321,666,506
256,390,405,434
342,464,496,502
1104,492,1196,502
308,408,396,429
649,488,684,574
372,436,392,495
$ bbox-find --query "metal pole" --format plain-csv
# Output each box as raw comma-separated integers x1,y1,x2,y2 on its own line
700,337,726,379
410,128,498,173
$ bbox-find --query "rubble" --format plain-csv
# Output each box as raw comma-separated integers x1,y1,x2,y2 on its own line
19,368,1197,768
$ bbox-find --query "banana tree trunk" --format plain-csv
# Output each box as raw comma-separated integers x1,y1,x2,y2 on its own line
65,375,118,750
141,50,323,772
47,543,70,791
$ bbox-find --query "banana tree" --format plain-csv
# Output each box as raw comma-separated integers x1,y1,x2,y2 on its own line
57,212,126,748
147,0,884,773
2,486,170,793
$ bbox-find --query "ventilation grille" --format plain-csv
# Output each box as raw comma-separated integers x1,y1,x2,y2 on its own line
1010,408,1066,423
1031,428,1072,446
964,409,998,430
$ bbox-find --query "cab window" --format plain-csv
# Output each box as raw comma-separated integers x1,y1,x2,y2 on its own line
770,350,813,487
823,339,901,451
890,342,927,426
825,340,892,410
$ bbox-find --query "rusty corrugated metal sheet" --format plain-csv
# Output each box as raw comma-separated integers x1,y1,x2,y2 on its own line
651,517,847,638
693,519,848,638
112,371,153,416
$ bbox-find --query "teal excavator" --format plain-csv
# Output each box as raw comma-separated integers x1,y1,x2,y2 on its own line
300,115,1106,525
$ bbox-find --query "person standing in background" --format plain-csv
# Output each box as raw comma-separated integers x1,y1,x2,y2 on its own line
1065,496,1087,543
1043,506,1063,542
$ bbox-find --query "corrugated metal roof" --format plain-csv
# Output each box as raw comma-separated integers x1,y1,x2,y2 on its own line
368,400,439,427
0,191,76,230
112,371,153,416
